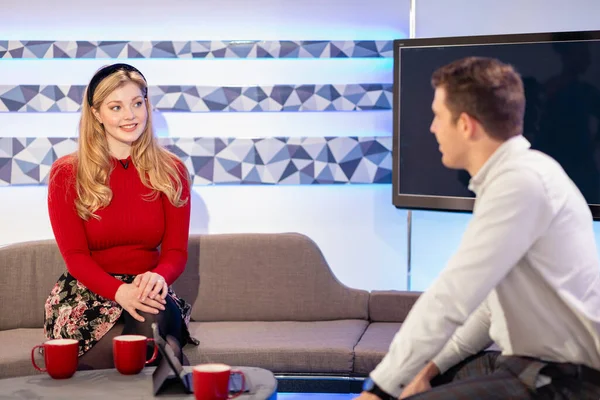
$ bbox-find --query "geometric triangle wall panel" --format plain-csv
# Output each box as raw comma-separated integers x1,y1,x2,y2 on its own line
0,136,392,185
0,40,393,59
0,84,393,112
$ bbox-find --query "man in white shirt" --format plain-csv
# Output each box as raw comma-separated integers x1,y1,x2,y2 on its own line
357,57,600,399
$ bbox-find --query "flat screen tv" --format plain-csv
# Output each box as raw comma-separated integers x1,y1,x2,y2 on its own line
392,30,600,219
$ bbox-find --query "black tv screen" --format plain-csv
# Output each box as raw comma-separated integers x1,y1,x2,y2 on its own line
392,30,600,219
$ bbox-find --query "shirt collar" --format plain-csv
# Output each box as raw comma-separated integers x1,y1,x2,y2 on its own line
468,135,531,194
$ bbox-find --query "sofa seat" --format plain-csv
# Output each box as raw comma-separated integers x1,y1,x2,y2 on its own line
184,320,369,374
0,328,46,379
353,322,401,375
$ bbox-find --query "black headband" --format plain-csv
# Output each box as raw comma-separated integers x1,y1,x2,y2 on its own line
86,63,148,107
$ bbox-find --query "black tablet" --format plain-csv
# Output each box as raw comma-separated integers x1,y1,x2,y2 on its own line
151,322,194,394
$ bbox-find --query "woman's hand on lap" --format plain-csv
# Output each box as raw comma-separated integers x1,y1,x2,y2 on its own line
115,283,165,322
133,272,169,303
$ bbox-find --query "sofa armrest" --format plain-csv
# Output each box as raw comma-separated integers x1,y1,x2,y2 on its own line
368,290,422,322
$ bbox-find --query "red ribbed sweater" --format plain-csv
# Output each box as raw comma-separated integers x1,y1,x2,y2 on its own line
47,155,191,301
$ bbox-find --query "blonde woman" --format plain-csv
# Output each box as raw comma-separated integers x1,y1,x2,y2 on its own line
44,63,196,369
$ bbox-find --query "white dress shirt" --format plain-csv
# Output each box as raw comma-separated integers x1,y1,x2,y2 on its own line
370,135,600,397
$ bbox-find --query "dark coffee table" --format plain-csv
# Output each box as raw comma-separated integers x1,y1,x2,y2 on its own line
0,366,277,399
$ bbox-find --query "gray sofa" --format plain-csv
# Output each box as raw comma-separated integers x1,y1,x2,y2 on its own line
0,232,420,380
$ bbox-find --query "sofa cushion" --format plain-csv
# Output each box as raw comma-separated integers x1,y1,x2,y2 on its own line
183,320,369,374
0,240,66,330
175,233,369,322
0,328,47,378
369,291,421,323
353,322,401,375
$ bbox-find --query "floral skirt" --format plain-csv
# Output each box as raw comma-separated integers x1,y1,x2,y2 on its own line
44,271,197,356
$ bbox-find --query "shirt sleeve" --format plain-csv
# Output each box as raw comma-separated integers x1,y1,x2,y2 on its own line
431,299,493,374
369,168,554,397
152,159,191,285
47,159,124,300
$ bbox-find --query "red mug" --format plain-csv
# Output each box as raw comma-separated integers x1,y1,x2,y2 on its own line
113,334,158,375
31,338,79,379
193,364,245,400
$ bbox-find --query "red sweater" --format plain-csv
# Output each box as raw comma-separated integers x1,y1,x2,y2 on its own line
47,155,191,301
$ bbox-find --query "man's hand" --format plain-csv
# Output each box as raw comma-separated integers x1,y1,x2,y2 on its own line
115,283,166,322
399,361,440,399
399,376,431,399
133,271,169,302
354,392,383,400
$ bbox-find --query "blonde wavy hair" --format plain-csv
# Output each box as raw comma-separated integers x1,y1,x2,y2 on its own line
72,67,189,220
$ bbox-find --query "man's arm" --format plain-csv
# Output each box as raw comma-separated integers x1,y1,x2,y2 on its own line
369,168,553,397
432,299,493,374
398,301,492,398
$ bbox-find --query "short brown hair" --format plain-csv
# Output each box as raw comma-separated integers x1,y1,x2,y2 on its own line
431,57,525,141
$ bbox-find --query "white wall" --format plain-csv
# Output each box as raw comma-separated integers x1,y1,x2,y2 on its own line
416,0,600,39
0,185,408,290
0,0,411,291
0,0,408,40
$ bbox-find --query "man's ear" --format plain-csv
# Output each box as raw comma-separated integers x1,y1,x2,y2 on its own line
458,112,477,140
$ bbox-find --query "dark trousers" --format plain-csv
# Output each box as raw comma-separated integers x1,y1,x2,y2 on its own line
79,295,185,370
405,351,600,399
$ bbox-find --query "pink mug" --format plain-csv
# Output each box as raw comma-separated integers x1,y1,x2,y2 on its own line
31,338,79,379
